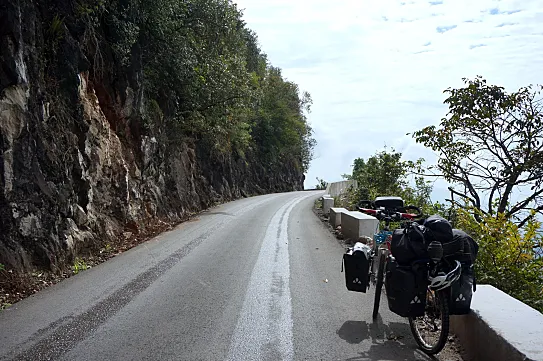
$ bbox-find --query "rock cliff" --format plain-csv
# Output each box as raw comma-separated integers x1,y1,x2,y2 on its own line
0,0,306,275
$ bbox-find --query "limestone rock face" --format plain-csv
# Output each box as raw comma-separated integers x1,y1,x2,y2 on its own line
0,0,304,273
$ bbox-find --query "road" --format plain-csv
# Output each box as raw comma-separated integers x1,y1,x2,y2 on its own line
0,191,461,361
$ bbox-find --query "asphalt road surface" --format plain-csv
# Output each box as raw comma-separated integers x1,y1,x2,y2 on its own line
0,191,462,361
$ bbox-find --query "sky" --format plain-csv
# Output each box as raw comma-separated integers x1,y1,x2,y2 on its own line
234,0,543,201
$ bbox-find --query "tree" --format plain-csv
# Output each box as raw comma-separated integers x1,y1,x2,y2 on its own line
412,77,543,311
251,67,315,172
412,76,543,227
315,178,328,190
100,0,315,168
346,149,409,200
342,149,440,213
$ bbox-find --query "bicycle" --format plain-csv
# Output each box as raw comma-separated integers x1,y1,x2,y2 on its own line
358,200,421,321
359,199,460,355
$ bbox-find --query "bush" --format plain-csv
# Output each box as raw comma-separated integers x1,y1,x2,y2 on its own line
455,208,543,313
315,178,328,190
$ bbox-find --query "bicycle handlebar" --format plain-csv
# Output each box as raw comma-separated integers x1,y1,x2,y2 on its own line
358,207,418,221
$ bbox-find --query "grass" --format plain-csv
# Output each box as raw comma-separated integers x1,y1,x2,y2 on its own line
72,258,89,274
314,198,323,210
1,303,12,310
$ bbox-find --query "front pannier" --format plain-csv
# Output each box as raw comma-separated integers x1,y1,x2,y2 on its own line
342,243,371,292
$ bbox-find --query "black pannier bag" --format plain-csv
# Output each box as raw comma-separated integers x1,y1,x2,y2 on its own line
450,265,475,315
448,229,479,314
424,215,454,243
440,230,464,257
448,229,479,264
342,249,370,293
385,257,428,317
390,224,429,264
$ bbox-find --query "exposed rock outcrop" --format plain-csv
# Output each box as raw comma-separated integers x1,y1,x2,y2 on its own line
0,0,304,274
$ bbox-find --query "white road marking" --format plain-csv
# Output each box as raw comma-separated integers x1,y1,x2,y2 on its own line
226,193,313,361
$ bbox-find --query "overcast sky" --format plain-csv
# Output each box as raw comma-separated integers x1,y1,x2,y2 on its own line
234,0,543,201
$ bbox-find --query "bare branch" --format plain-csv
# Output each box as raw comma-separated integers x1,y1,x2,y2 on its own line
447,186,483,213
517,205,543,228
507,187,543,216
454,163,482,210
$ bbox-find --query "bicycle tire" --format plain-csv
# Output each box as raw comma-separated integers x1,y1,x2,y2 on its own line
408,289,450,355
372,251,386,320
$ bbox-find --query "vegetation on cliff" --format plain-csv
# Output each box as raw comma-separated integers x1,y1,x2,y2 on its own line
46,0,315,171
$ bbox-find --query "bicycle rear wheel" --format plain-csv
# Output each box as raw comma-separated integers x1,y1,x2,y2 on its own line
372,251,386,320
408,289,450,355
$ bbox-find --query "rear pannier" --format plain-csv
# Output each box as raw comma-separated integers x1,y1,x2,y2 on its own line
448,229,479,314
447,229,479,265
450,265,475,315
385,257,428,317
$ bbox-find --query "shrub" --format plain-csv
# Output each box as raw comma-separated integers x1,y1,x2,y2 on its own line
456,208,543,312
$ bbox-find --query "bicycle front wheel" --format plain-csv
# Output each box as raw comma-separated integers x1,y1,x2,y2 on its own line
372,251,386,321
408,289,450,355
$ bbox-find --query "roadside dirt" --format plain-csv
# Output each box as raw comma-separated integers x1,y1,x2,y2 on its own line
0,216,186,310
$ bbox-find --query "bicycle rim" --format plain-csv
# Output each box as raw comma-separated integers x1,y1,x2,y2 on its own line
408,289,450,355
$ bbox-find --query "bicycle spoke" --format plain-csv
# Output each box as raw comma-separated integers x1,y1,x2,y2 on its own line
409,289,448,354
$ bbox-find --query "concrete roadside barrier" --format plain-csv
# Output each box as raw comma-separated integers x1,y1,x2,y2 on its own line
322,197,334,214
341,211,379,242
325,180,358,197
329,207,348,228
450,285,543,361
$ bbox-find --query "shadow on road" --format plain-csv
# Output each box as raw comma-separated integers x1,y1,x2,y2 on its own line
337,316,437,361
200,211,235,217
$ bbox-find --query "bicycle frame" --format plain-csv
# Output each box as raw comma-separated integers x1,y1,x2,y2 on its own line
368,230,391,277
374,230,393,245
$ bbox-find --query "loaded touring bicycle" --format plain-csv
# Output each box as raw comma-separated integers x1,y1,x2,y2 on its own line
342,196,478,355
